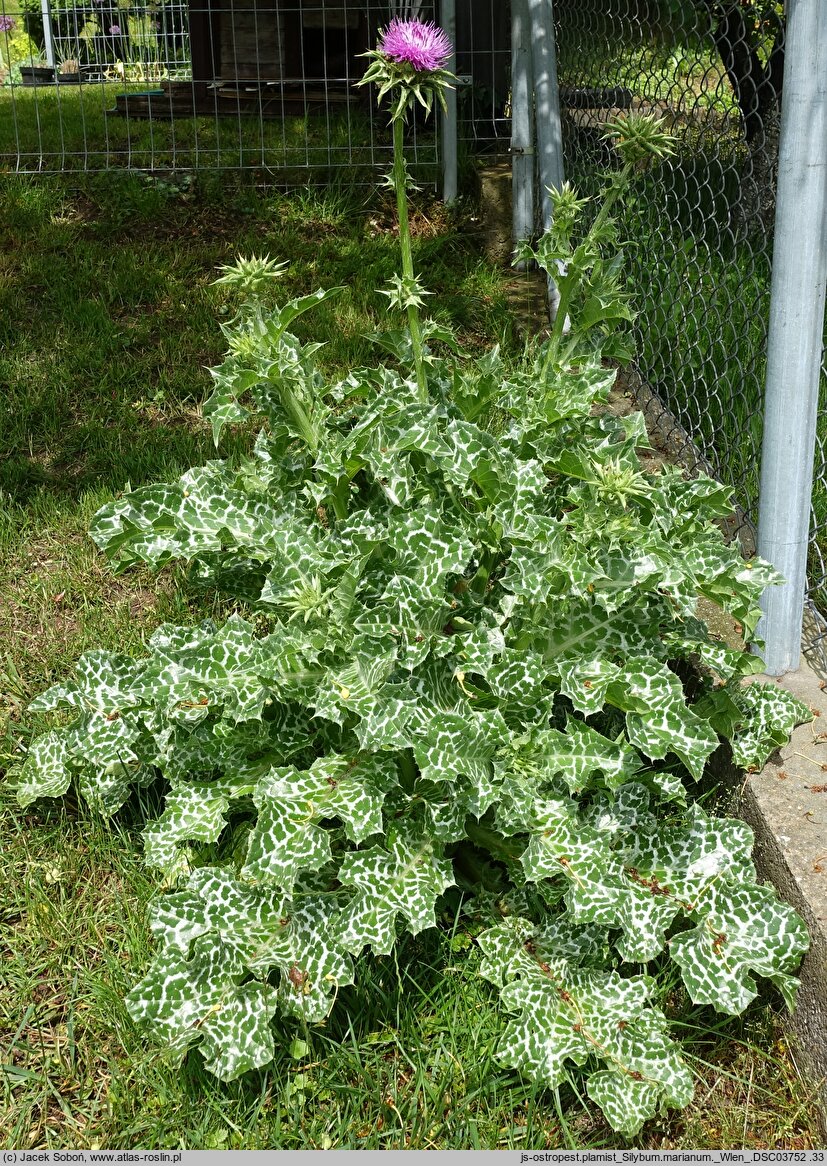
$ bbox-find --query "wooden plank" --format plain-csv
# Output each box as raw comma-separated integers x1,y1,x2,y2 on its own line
218,0,284,80
188,0,221,100
108,80,358,120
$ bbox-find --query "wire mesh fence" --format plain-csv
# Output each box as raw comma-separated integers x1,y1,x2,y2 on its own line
556,0,777,540
550,0,827,668
0,0,448,175
806,348,827,669
1,0,826,661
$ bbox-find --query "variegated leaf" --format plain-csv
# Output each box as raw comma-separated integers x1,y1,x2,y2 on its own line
337,830,455,955
504,719,643,795
143,777,255,874
126,935,279,1081
478,918,693,1134
556,658,622,715
413,708,509,810
17,731,74,807
148,868,354,1023
729,682,812,771
614,659,719,780
385,507,474,590
241,755,395,892
669,879,809,1014
28,650,144,713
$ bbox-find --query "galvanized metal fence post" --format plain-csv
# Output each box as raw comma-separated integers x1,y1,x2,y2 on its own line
40,0,55,68
511,0,535,251
757,0,827,674
526,0,564,316
440,0,458,205
526,0,564,228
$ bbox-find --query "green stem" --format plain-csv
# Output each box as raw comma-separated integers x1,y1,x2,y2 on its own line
330,476,349,522
469,547,500,597
585,162,633,242
392,116,427,402
543,272,577,373
543,161,634,374
465,820,524,862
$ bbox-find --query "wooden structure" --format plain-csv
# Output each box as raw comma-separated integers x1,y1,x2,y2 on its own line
111,1,508,124
194,0,371,97
115,1,382,118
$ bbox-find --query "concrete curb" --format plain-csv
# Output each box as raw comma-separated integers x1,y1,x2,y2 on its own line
735,665,827,1129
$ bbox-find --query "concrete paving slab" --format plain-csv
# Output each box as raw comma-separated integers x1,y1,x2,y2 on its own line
735,665,827,1128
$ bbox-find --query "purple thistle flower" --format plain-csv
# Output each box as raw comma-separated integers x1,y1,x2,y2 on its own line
379,17,451,73
109,23,121,34
0,15,16,32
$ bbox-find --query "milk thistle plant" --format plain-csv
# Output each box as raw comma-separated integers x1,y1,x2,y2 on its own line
17,23,811,1137
359,17,453,398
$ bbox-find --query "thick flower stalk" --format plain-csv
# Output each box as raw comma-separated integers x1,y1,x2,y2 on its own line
360,18,455,401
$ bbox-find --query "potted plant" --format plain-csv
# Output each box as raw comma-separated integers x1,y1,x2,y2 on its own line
19,51,55,85
56,53,82,81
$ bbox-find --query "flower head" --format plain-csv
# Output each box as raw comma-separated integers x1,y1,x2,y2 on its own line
0,15,16,32
601,113,677,167
109,23,121,35
360,17,453,122
379,17,451,74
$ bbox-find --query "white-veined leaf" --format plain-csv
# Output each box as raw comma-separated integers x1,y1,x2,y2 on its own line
478,917,693,1134
337,829,455,955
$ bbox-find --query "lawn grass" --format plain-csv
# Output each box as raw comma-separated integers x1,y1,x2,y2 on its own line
0,173,823,1151
0,84,437,180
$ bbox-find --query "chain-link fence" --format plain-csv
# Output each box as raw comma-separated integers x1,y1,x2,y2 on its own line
556,0,777,539
810,348,827,641
549,0,827,669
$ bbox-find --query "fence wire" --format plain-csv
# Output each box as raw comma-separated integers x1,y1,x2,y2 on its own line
806,347,827,670
1,0,826,660
0,0,443,177
550,0,827,668
556,0,775,539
